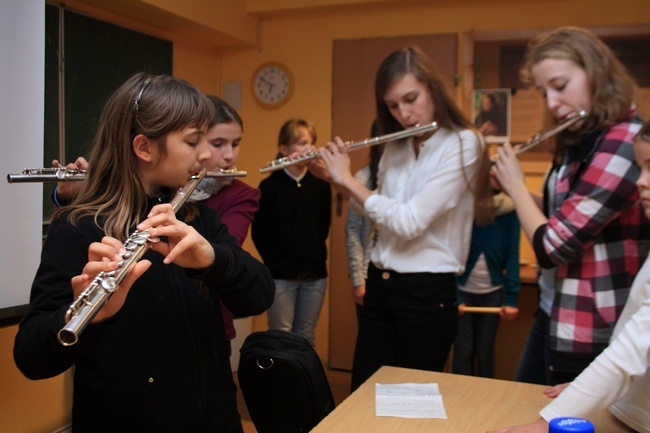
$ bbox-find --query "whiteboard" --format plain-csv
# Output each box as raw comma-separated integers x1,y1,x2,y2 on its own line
0,0,45,318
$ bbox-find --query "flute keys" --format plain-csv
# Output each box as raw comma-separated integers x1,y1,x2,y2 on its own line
134,230,159,243
133,231,149,241
101,277,118,292
127,240,141,248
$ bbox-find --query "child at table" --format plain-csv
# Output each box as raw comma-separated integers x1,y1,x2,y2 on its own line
492,26,648,385
488,120,650,433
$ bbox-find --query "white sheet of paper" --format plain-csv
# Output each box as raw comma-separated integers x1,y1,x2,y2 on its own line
375,383,447,419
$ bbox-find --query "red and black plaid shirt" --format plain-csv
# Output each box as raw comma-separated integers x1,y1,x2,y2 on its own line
534,111,649,363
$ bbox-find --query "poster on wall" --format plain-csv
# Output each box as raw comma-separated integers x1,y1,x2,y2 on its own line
472,89,511,144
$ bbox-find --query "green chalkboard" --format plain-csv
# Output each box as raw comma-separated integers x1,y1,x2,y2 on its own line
44,4,172,223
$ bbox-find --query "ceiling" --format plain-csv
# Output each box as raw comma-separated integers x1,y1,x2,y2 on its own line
60,0,503,47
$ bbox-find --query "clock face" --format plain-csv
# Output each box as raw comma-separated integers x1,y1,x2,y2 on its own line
252,62,293,108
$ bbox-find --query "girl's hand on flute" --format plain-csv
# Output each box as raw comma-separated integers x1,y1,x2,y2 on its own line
308,157,331,181
53,156,89,203
320,137,374,205
286,144,314,161
137,203,215,270
298,144,330,181
71,236,151,323
319,137,355,187
492,143,527,198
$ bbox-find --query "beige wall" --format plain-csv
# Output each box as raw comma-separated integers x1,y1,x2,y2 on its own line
2,0,649,431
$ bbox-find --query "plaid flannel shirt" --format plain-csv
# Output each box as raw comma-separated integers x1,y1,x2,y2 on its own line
535,111,649,366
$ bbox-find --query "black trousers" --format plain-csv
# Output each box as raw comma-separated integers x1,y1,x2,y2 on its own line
350,263,458,391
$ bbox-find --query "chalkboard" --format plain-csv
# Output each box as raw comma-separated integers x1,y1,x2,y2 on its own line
43,4,173,222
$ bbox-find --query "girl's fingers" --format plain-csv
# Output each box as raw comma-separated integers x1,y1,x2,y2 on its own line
88,236,126,257
90,259,152,322
119,260,152,290
334,136,346,152
77,260,119,288
543,382,570,398
70,274,91,291
72,258,121,299
137,204,175,230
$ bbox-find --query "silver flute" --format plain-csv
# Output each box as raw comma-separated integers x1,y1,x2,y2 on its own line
7,167,246,183
491,110,589,162
259,122,439,173
57,168,208,346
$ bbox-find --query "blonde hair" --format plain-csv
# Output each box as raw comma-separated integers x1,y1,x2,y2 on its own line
278,118,317,146
55,73,213,241
275,118,317,159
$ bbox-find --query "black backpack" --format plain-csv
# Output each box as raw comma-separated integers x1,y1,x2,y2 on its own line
237,330,335,433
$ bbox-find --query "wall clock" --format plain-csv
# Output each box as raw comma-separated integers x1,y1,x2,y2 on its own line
252,61,294,108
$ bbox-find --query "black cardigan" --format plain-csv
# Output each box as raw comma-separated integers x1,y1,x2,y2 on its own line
14,201,274,433
252,170,331,280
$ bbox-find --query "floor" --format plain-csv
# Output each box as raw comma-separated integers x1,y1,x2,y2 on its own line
235,367,352,433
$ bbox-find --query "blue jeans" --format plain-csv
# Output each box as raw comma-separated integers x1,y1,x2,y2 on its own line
267,278,327,346
452,289,502,378
515,309,550,385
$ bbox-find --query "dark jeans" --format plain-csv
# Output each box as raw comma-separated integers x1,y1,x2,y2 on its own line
452,290,502,378
350,263,458,391
515,309,550,385
547,350,595,386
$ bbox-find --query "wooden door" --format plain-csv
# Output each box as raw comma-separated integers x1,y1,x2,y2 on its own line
329,34,458,370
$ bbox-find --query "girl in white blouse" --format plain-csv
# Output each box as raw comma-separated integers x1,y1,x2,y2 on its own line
317,46,493,391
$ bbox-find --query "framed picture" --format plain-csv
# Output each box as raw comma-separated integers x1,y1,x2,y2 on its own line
472,89,511,144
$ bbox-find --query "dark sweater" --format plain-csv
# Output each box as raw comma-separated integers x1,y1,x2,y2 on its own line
14,199,274,433
252,170,331,279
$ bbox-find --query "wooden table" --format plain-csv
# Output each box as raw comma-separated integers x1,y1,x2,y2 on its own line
311,366,631,433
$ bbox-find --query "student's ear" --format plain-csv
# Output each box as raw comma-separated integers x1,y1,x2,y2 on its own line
278,143,289,157
132,134,154,162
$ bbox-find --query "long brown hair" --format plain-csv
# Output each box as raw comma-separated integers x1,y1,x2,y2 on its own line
55,73,213,241
521,26,637,154
374,46,494,224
